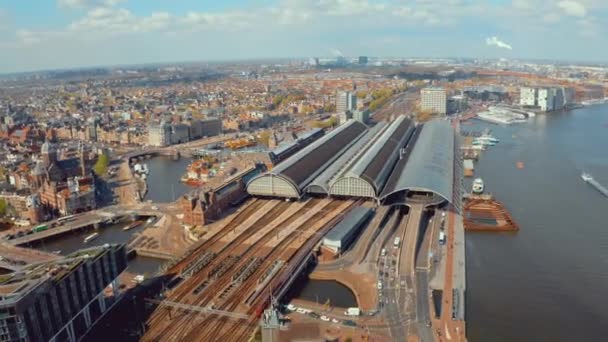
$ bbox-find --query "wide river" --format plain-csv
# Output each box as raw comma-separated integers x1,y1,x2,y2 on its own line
466,104,608,341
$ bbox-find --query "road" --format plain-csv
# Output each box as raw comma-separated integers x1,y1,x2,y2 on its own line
434,208,467,341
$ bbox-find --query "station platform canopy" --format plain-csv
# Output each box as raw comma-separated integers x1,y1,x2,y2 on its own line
380,119,454,206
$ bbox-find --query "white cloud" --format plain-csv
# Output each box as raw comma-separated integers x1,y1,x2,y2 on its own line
512,0,531,10
16,30,41,45
557,1,587,17
0,9,7,30
317,0,385,16
542,13,561,23
485,36,513,50
57,0,125,9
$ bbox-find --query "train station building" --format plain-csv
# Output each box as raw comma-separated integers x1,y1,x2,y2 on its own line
247,117,455,206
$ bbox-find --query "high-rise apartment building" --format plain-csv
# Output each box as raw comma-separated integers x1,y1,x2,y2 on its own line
421,87,447,115
520,87,537,107
537,88,555,112
520,86,574,112
336,91,357,113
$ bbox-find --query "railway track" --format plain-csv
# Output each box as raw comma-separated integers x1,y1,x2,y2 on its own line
182,199,341,341
173,200,355,342
216,200,357,342
144,200,288,340
165,198,262,275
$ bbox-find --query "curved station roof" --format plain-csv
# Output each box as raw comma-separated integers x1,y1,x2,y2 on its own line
329,116,415,198
247,120,368,198
247,117,455,205
380,119,454,205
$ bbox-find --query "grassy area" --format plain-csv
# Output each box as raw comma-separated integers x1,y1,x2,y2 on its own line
311,116,338,129
369,88,395,111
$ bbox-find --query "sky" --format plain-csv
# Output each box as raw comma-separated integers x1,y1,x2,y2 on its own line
0,0,607,73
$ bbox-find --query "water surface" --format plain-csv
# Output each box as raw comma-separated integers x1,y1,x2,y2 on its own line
466,104,608,341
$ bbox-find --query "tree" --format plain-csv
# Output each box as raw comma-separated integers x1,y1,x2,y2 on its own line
328,116,338,127
0,199,6,217
323,103,336,113
93,153,110,176
257,131,271,147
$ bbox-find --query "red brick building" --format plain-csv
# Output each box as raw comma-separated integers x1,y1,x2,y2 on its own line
181,164,266,227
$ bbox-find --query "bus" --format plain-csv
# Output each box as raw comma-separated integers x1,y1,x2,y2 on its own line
32,225,49,233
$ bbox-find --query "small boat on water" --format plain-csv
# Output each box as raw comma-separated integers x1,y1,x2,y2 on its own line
472,178,484,194
123,220,143,231
581,172,593,182
84,233,99,243
581,172,608,197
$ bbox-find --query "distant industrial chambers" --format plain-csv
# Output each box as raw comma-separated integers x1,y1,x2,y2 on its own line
322,206,373,255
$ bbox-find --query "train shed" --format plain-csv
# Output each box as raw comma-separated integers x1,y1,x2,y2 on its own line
305,122,388,196
247,120,368,198
381,119,454,206
329,116,416,199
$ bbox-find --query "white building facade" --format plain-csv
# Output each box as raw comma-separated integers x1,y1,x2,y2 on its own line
421,87,447,115
336,91,357,113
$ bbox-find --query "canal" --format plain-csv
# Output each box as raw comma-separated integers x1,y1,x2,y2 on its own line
292,279,358,309
26,220,146,256
26,219,165,275
144,156,193,203
465,104,608,341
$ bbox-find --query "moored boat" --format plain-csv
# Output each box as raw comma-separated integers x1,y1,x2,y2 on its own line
84,233,99,243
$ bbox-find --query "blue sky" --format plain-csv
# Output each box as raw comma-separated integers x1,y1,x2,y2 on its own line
0,0,606,72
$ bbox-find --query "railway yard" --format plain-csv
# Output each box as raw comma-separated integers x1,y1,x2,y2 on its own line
142,198,356,341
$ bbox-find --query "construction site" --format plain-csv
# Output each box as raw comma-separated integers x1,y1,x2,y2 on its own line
141,116,467,342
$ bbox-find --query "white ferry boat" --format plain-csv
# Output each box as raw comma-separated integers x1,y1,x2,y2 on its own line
84,232,99,243
472,178,484,194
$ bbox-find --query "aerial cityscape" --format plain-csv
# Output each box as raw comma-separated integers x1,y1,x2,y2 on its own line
1,1,608,342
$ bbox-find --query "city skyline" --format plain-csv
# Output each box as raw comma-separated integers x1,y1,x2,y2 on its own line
1,0,608,73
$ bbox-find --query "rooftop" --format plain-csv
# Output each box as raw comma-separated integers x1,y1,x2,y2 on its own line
0,244,122,306
324,206,373,243
274,120,368,188
381,119,454,204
